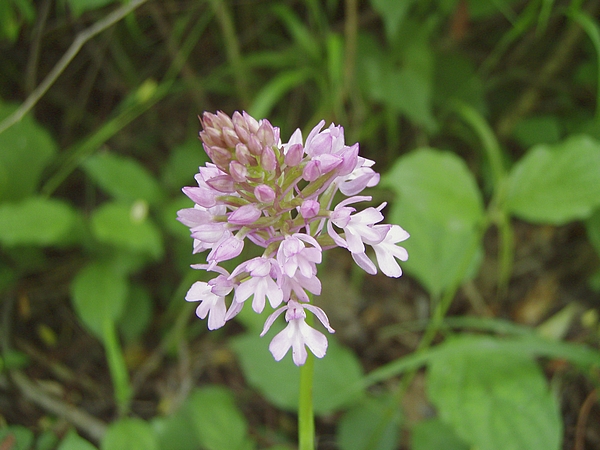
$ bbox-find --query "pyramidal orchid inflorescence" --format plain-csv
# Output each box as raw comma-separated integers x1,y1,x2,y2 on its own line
178,111,409,366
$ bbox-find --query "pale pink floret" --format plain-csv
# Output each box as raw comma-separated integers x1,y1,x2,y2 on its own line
328,196,388,254
206,231,244,267
185,281,228,330
368,224,410,278
260,300,334,366
231,257,283,313
276,234,322,278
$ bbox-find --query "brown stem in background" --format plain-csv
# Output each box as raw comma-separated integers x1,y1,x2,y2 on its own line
208,0,250,108
342,0,358,103
495,0,600,139
0,0,150,135
25,0,52,95
574,389,597,450
10,371,107,442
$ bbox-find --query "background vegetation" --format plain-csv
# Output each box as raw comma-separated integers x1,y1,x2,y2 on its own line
1,0,600,449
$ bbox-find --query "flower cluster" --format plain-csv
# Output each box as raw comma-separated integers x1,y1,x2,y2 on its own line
178,111,409,366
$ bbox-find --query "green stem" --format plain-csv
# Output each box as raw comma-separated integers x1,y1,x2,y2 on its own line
298,350,315,450
0,0,149,135
298,298,316,450
103,317,131,416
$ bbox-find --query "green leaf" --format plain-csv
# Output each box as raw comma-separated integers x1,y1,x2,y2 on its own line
506,135,600,224
152,412,200,450
70,261,129,339
183,386,250,450
434,52,486,113
101,418,159,450
231,333,364,414
0,0,35,42
57,429,98,450
0,349,29,371
66,0,119,17
369,0,414,42
249,70,312,120
512,115,561,147
0,425,34,450
161,137,208,192
0,103,57,202
0,197,78,247
118,283,153,343
586,208,600,257
337,394,401,450
427,336,562,450
357,31,436,130
411,418,469,450
83,152,164,205
91,201,163,260
382,148,485,297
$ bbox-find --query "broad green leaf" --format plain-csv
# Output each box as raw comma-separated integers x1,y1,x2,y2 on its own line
466,0,521,20
382,148,485,297
0,349,29,371
36,429,59,450
183,386,249,450
83,152,164,205
369,0,414,42
57,429,98,450
91,201,163,259
356,31,436,130
0,103,57,202
0,197,78,247
337,394,401,450
506,135,600,224
161,137,208,192
585,208,600,257
0,425,34,449
118,283,153,343
434,52,486,113
512,115,561,147
70,261,129,339
231,332,364,414
427,336,562,450
152,412,200,450
66,0,118,17
271,4,320,60
411,418,469,450
101,418,159,450
249,70,312,120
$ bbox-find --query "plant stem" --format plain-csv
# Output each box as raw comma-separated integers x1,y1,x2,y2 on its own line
298,298,315,450
298,350,315,450
103,317,131,416
0,0,149,135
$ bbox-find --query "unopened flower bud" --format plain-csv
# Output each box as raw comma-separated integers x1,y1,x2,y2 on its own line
300,199,320,219
229,204,262,225
229,161,248,182
247,135,262,156
261,146,277,172
302,160,321,181
234,123,250,143
235,143,254,166
222,127,239,148
285,143,303,167
257,121,276,147
205,146,231,169
206,174,236,193
201,127,223,147
243,111,260,134
255,184,276,204
216,110,234,129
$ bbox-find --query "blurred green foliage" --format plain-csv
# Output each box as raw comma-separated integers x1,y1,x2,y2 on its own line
1,0,600,449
